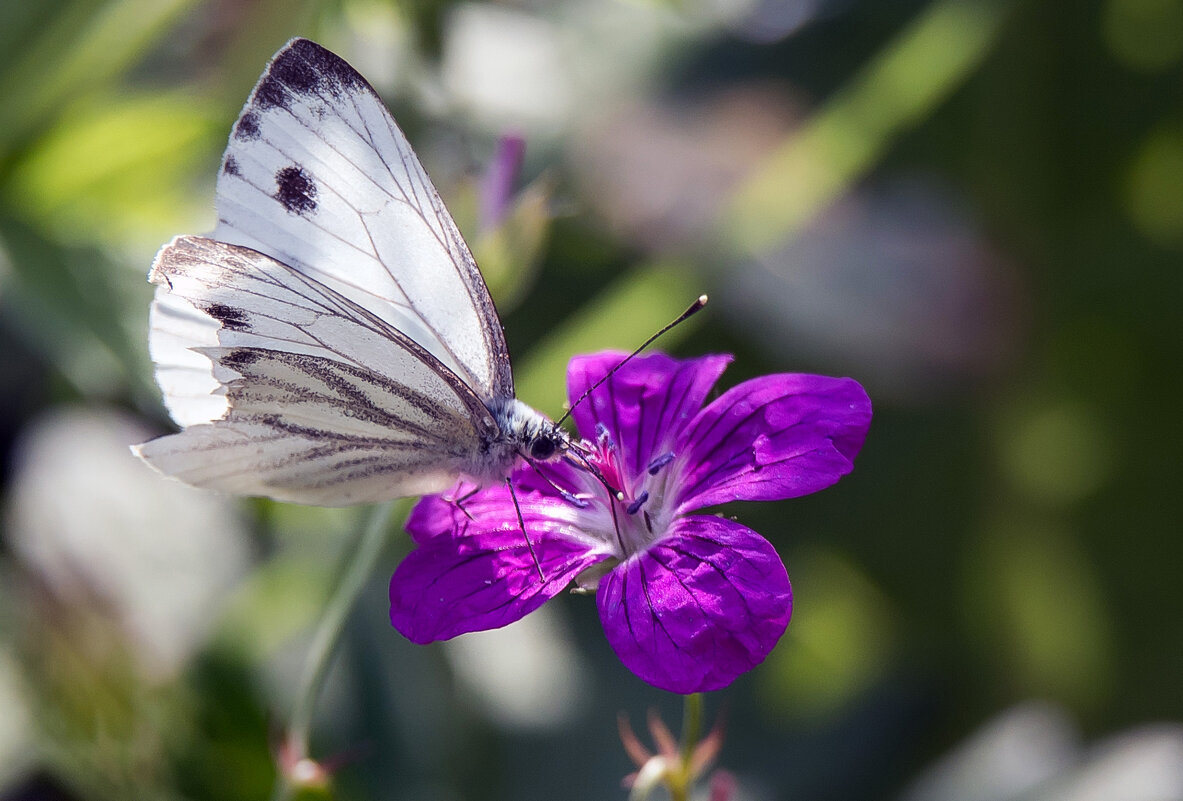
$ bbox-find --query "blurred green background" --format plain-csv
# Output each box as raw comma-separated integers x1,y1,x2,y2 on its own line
2,0,1181,799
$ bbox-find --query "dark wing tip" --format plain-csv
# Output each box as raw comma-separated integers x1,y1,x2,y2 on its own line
250,37,369,112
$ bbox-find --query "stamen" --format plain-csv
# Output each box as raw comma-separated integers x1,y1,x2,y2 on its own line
647,452,675,475
595,422,615,448
625,491,650,515
608,490,625,554
560,490,590,509
564,449,623,498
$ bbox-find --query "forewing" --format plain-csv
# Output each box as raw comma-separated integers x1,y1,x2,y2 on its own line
139,236,494,505
213,37,512,402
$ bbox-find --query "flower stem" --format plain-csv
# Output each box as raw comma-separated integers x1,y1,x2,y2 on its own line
679,693,703,768
667,693,704,801
274,500,402,799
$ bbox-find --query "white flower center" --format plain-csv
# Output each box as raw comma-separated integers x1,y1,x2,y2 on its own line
572,427,680,559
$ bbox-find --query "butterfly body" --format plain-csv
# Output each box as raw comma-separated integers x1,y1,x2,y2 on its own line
135,39,567,506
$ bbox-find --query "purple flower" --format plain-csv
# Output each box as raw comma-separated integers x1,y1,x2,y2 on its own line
480,133,526,232
389,352,871,693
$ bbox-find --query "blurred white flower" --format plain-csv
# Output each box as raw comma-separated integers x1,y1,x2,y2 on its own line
442,4,573,131
1040,725,1183,801
573,84,1021,400
575,85,801,252
442,604,590,730
726,179,1022,400
901,702,1183,801
900,702,1078,801
6,406,250,681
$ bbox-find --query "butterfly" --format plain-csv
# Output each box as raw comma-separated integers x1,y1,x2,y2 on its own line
134,38,570,506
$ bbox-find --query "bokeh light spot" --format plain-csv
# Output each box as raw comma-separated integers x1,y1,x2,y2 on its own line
1102,0,1183,72
1125,125,1183,245
966,522,1113,708
998,399,1113,506
760,548,896,721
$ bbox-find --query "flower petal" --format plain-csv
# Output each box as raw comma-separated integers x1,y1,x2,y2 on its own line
404,490,471,543
567,351,732,479
406,460,590,543
391,495,611,643
596,515,791,693
676,374,871,511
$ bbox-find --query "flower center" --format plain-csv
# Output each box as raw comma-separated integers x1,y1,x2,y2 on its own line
577,426,678,557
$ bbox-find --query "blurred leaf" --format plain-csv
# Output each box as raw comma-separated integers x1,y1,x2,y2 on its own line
171,652,274,801
515,261,705,417
966,520,1113,709
6,92,220,246
0,221,148,398
19,592,188,800
996,396,1114,506
1124,123,1183,246
1102,0,1183,72
211,554,337,666
0,0,201,155
720,0,1008,255
473,174,555,309
443,169,555,312
760,548,897,720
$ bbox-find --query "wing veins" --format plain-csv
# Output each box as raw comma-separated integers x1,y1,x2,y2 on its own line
223,350,465,445
255,62,494,385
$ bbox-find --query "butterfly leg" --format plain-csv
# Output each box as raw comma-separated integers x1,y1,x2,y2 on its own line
446,483,480,521
506,477,545,582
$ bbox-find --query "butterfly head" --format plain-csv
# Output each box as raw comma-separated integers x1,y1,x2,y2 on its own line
488,398,570,466
524,425,569,461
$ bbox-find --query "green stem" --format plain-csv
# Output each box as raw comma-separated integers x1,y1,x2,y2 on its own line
273,500,402,799
679,693,703,769
668,693,703,801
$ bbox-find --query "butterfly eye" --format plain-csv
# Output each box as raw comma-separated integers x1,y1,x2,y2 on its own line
529,435,560,461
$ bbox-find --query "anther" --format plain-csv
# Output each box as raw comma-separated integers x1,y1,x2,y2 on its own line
647,452,675,475
625,491,650,515
560,490,590,509
595,422,615,448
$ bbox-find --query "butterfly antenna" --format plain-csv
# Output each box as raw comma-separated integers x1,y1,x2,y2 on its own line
507,477,545,582
556,294,708,427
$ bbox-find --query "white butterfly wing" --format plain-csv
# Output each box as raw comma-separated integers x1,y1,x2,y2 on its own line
137,236,497,505
147,286,227,427
211,37,513,405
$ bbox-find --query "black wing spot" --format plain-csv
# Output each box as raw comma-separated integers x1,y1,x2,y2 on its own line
204,303,250,331
222,155,241,176
220,349,262,370
275,166,317,215
234,111,261,141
